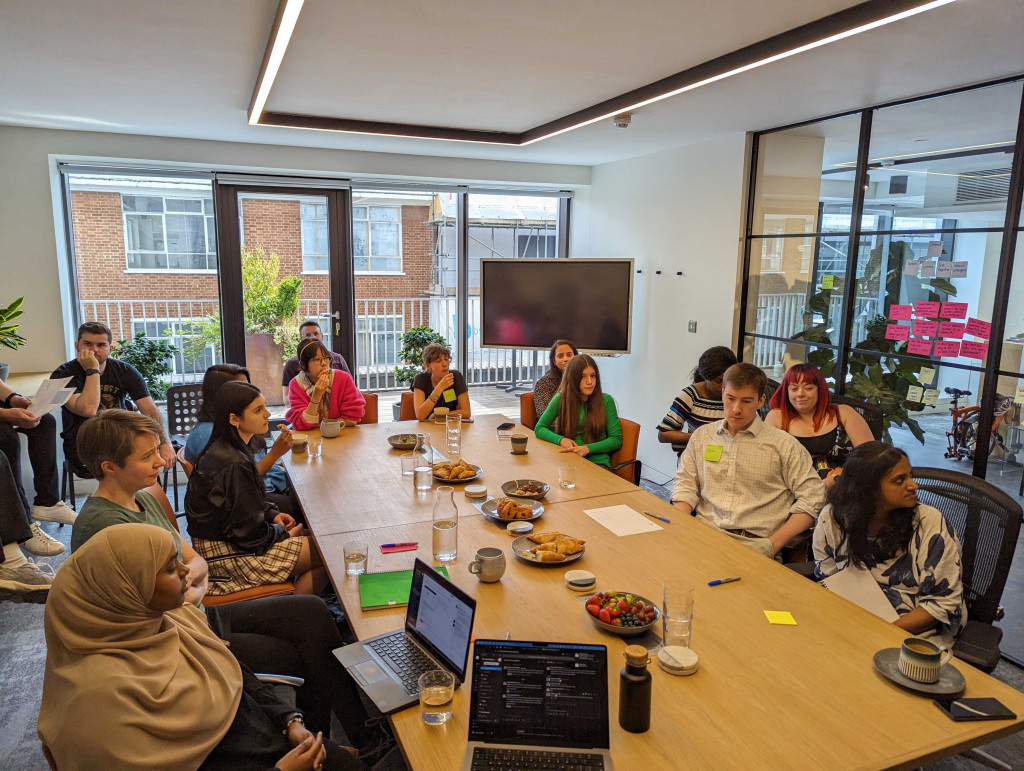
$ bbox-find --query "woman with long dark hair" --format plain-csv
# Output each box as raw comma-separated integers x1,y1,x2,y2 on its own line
532,339,578,415
185,380,326,596
656,345,737,456
286,340,365,430
535,354,622,468
813,442,966,648
765,363,873,484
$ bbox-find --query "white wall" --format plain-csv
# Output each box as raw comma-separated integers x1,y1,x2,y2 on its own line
0,125,590,373
571,133,750,483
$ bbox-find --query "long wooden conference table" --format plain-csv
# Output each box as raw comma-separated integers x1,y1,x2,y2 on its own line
284,414,1024,770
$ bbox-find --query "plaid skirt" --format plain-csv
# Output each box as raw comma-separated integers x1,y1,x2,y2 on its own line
193,536,304,595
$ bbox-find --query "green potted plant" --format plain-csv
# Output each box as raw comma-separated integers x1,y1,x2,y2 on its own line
0,296,27,382
112,331,176,401
393,326,448,420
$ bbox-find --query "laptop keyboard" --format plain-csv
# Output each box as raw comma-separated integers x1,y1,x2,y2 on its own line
367,632,436,692
471,747,605,771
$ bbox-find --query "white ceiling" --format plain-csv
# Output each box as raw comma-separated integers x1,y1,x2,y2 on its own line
1,0,1022,168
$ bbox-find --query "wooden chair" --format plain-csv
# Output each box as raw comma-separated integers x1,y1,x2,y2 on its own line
142,482,295,607
399,391,417,421
176,445,193,477
358,391,378,424
519,391,538,429
609,418,642,485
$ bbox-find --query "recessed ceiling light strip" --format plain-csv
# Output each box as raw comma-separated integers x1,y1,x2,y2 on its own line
248,0,305,126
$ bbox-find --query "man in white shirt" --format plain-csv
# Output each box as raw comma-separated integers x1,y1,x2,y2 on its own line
671,362,825,560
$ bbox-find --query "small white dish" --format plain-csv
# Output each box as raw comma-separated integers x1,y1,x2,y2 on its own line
506,521,534,535
658,646,698,676
465,484,487,498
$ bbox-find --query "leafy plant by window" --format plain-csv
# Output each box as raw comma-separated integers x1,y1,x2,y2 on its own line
113,331,176,401
394,326,448,384
0,296,27,351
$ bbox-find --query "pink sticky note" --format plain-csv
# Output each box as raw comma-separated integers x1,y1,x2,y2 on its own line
938,321,965,339
960,340,989,360
914,301,941,317
889,304,912,321
912,320,939,337
934,340,962,357
965,317,992,340
941,302,968,319
885,324,910,341
906,339,933,356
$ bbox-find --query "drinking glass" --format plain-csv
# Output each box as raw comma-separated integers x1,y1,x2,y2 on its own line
344,541,368,575
446,414,462,459
307,436,323,459
558,463,577,489
662,582,695,648
400,453,417,476
419,669,455,724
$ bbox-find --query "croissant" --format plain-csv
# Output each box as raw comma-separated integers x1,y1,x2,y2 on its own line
533,550,566,562
527,532,559,544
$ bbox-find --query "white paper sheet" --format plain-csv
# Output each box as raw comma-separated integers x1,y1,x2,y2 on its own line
27,377,76,418
583,504,662,536
821,567,899,622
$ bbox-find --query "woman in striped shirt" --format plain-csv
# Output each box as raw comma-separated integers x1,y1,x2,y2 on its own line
657,346,737,456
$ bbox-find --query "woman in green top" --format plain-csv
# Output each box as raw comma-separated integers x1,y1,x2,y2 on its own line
535,354,622,468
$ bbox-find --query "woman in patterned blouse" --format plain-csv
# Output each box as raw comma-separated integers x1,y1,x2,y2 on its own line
532,339,578,416
813,442,966,649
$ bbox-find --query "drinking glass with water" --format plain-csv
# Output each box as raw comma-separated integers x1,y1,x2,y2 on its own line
419,669,455,724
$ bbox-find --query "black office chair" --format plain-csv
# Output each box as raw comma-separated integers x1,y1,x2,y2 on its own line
912,467,1022,673
164,383,204,509
831,394,884,441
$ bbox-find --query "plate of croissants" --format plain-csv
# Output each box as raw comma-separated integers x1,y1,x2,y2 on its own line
511,532,586,565
432,459,482,482
480,496,544,523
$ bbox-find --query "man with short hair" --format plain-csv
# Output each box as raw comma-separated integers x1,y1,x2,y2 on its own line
671,362,825,560
0,377,74,541
51,322,176,477
281,319,351,402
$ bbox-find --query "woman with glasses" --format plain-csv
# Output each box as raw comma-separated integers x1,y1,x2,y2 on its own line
412,342,471,422
286,340,366,430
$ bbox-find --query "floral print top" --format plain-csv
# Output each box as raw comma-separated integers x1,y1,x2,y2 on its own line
813,503,967,649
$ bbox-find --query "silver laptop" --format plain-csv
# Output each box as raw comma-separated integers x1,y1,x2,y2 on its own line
462,639,613,771
334,558,476,714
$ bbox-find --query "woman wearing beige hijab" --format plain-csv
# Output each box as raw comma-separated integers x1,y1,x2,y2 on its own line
39,523,359,770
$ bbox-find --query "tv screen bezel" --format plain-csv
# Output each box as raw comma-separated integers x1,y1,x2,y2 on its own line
479,258,634,355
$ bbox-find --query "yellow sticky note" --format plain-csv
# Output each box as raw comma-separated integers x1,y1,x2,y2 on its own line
1015,385,1024,405
764,610,797,626
918,366,936,386
442,388,457,403
821,274,834,290
703,445,723,462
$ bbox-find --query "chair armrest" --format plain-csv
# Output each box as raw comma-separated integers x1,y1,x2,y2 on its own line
953,620,1003,674
256,673,305,687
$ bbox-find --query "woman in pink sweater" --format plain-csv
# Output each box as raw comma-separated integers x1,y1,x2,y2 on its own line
286,340,366,430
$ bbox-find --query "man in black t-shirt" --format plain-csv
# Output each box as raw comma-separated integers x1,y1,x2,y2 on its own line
51,322,176,477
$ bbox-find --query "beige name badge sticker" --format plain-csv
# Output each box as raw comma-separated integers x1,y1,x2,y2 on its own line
704,445,723,462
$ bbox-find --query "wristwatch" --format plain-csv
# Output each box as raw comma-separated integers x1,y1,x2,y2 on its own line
84,368,100,376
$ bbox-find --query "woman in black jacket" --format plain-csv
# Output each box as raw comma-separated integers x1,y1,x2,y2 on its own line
185,380,326,596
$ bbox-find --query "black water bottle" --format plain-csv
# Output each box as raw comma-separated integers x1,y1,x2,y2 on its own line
619,644,652,733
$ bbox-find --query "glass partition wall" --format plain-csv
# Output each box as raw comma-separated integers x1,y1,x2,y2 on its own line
741,77,1024,494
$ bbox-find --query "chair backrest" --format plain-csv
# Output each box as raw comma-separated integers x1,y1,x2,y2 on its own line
399,391,417,421
359,391,378,424
911,467,1022,624
832,394,884,440
165,384,204,442
176,445,193,478
143,481,179,532
519,392,538,429
609,418,641,484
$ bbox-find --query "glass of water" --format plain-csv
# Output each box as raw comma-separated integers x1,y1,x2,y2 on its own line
400,453,416,476
432,486,458,562
419,669,455,725
344,540,368,575
662,582,695,648
414,462,433,491
558,463,577,489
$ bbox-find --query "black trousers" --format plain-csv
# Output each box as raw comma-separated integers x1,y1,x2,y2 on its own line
0,414,60,511
0,450,33,550
205,594,371,746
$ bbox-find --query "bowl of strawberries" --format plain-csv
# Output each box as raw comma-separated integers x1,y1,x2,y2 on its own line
585,591,660,637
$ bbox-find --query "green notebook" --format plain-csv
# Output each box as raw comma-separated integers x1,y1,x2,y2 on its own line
358,566,450,611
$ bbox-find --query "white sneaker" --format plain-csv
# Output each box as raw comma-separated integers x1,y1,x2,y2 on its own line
32,501,77,525
22,522,66,556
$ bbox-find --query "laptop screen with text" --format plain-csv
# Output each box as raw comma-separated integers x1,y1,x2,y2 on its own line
405,558,475,679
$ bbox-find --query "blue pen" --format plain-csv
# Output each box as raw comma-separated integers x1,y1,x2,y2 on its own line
708,576,741,587
643,510,671,524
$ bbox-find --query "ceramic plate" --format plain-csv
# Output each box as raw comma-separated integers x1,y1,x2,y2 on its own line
872,648,966,697
511,534,585,566
387,433,418,451
432,463,482,483
500,479,550,500
480,497,544,523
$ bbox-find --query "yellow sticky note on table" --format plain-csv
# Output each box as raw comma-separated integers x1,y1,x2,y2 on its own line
442,388,457,403
703,445,723,462
821,274,834,290
764,611,797,626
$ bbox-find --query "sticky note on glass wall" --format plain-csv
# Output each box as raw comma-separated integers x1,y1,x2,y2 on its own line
906,339,932,356
960,341,989,360
934,340,962,357
965,317,992,339
938,321,965,339
951,262,968,278
920,261,936,278
885,324,910,341
918,367,936,385
941,302,968,319
1015,385,1024,405
906,386,924,403
922,389,940,406
913,320,939,337
889,304,912,321
935,262,953,278
904,259,922,276
927,241,943,257
821,274,834,290
915,301,941,317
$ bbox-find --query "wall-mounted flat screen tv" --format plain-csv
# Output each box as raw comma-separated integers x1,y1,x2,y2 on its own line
480,258,634,354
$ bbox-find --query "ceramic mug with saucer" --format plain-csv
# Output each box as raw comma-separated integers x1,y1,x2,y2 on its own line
898,637,952,684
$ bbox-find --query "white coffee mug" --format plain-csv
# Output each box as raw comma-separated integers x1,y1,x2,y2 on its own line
320,419,342,438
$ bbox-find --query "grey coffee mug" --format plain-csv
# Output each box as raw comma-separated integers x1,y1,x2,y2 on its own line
468,547,506,583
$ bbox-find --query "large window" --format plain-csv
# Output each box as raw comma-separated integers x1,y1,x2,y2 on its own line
131,318,219,379
353,204,401,272
300,201,329,272
122,194,216,271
